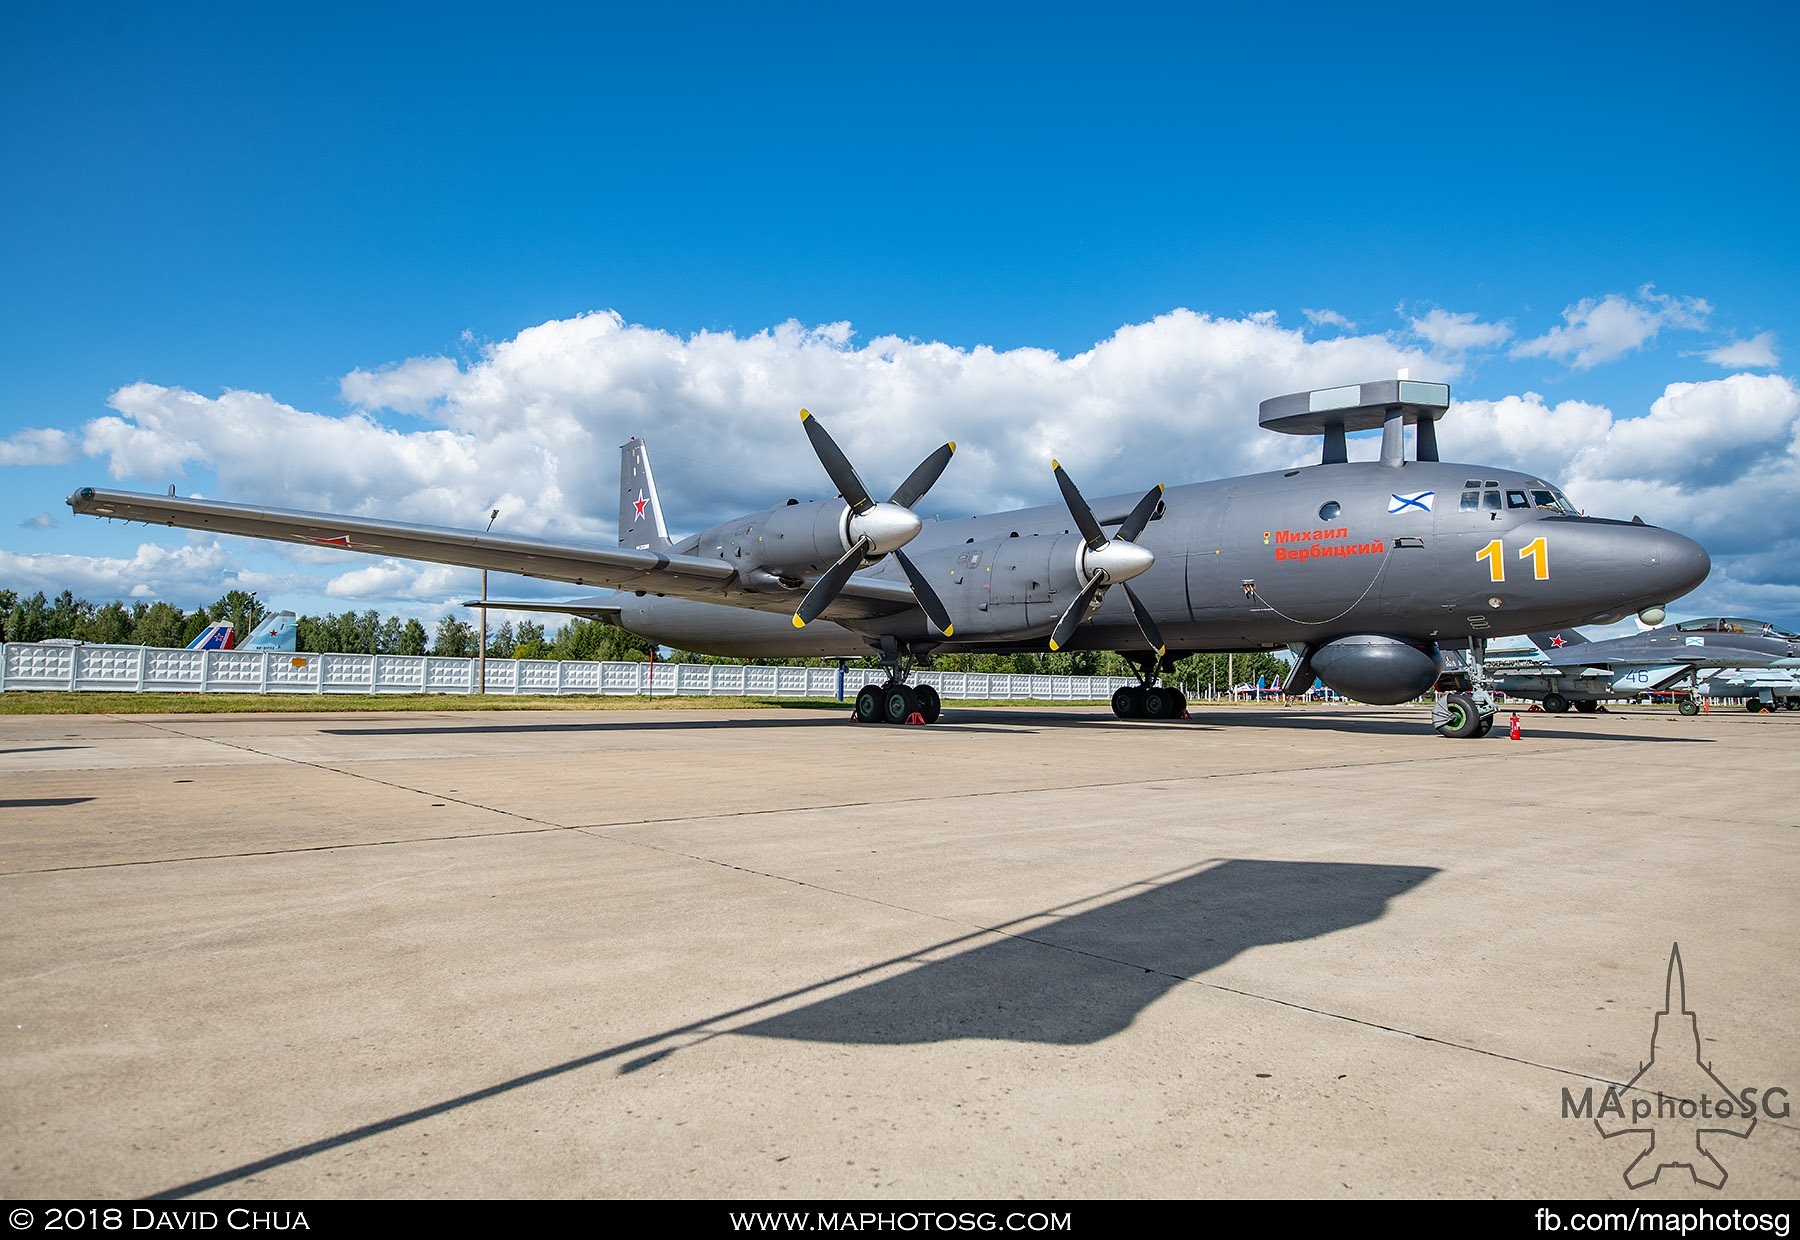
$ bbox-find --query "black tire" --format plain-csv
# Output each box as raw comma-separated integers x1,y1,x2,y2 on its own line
854,684,884,723
884,684,918,724
1543,693,1570,713
1142,687,1171,719
1678,699,1699,716
1437,692,1482,739
1475,714,1495,737
1746,699,1764,713
1783,697,1800,712
1171,689,1188,718
914,683,942,725
1575,699,1598,714
1112,686,1143,718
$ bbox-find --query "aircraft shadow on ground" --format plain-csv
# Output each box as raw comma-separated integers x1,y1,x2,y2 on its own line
145,856,1434,1198
733,858,1437,1048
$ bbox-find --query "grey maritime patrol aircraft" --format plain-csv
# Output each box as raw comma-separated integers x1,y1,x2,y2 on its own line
68,379,1711,737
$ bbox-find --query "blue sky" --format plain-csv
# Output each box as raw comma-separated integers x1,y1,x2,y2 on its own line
4,4,1797,630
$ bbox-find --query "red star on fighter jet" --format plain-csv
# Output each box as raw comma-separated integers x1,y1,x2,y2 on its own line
634,492,648,519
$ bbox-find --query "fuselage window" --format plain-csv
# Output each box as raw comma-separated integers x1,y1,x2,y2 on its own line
1318,501,1341,521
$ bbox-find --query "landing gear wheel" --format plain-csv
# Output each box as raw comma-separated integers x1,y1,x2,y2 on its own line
1747,699,1766,713
1678,699,1699,716
1575,699,1598,713
1142,687,1173,719
1171,689,1188,718
1475,714,1495,737
1437,692,1482,739
883,684,918,725
1112,686,1144,718
1786,697,1800,711
1543,693,1570,714
854,684,884,723
913,683,941,724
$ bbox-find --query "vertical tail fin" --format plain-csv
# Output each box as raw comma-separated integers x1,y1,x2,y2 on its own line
1528,628,1589,654
619,438,675,551
186,621,236,650
241,611,298,652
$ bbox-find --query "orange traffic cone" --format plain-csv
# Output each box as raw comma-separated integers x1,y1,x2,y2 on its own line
1509,714,1522,741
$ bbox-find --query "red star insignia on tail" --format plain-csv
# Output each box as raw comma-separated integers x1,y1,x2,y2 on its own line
633,493,648,519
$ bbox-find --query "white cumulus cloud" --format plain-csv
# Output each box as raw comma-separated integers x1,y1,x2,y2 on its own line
0,427,77,467
1511,286,1711,370
1409,308,1513,352
1703,331,1780,370
1303,308,1355,331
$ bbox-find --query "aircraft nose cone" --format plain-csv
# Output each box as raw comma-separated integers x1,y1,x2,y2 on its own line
1643,528,1711,600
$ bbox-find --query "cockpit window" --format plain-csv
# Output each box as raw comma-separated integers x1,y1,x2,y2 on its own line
1460,490,1480,512
1506,490,1529,509
1482,491,1503,511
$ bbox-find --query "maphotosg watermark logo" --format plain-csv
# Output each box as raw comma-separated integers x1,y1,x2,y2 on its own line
1561,944,1790,1189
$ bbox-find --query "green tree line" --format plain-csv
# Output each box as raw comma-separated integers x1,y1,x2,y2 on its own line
4,586,1292,685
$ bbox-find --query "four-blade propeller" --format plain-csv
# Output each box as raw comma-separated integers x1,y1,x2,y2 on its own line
790,414,1165,656
1047,462,1165,658
794,410,956,635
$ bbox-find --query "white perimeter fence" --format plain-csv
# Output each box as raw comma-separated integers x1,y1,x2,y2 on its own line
0,642,1135,702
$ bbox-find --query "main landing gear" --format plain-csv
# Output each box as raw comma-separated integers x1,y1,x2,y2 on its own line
850,639,942,726
852,680,942,725
1111,657,1187,721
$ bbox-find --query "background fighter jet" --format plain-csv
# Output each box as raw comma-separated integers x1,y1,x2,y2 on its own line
68,379,1711,736
1489,617,1800,713
1695,666,1800,713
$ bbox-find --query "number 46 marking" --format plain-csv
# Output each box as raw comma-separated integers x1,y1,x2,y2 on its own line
1477,536,1549,583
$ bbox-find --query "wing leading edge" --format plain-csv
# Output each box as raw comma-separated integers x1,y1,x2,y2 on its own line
66,487,920,620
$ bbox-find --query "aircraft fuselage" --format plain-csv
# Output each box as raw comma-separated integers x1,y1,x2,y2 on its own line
623,458,1710,660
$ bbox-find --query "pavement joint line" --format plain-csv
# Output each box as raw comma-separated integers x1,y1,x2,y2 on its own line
5,715,1680,876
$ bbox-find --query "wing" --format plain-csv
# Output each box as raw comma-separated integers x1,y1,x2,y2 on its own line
68,487,921,619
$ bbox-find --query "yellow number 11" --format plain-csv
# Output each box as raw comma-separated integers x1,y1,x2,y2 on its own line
1477,537,1550,582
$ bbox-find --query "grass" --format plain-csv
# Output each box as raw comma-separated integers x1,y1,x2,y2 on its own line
0,691,861,715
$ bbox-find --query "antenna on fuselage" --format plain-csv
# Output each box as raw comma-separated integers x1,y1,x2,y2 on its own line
1257,379,1451,467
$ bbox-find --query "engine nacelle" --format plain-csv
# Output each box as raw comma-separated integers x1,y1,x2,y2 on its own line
1310,634,1442,705
740,500,854,576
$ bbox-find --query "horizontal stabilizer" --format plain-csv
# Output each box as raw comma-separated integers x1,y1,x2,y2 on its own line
460,595,624,623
